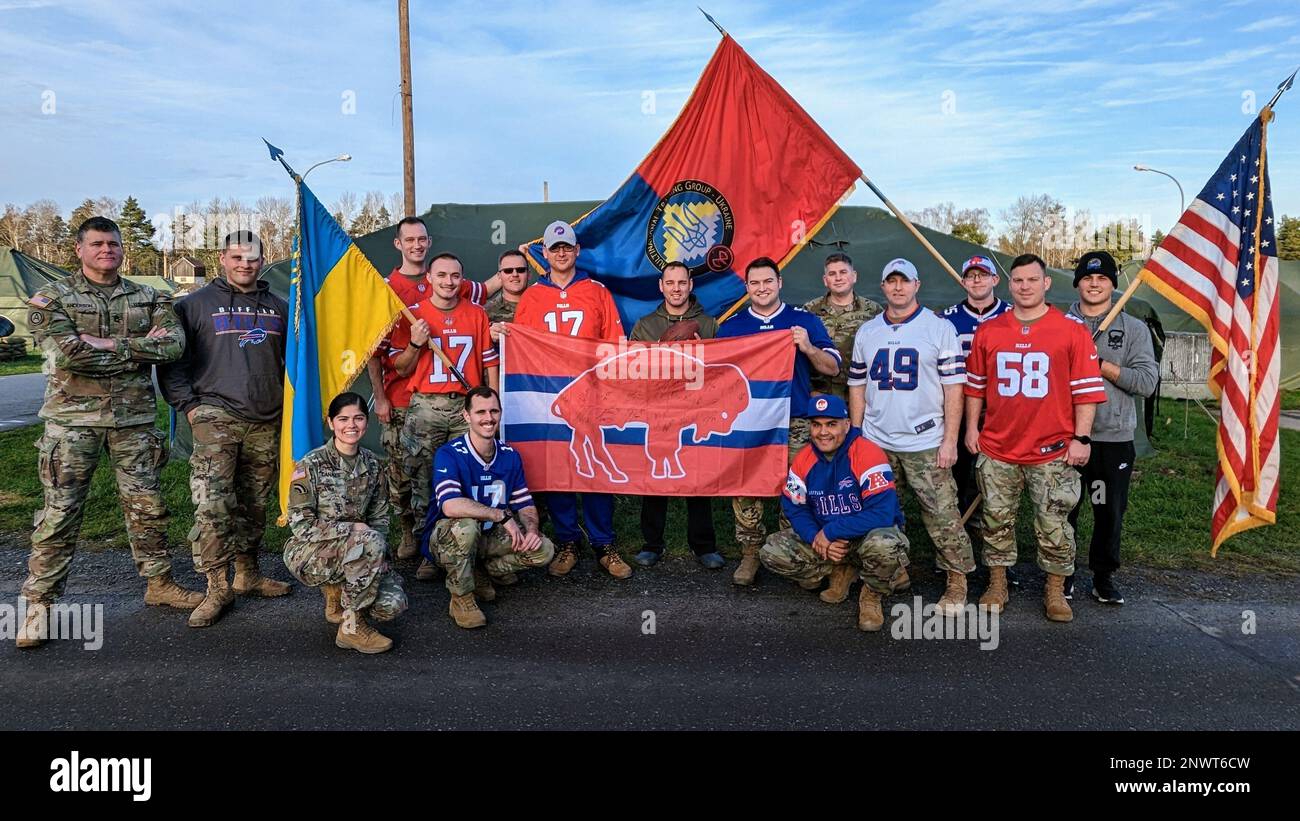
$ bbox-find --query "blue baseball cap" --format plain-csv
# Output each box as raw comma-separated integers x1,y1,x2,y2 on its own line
962,255,996,276
806,394,848,419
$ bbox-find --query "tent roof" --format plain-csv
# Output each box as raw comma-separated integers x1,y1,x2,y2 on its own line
258,201,1300,388
0,245,70,340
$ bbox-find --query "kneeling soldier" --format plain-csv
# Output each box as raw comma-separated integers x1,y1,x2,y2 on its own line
759,395,910,632
427,386,554,628
284,393,408,654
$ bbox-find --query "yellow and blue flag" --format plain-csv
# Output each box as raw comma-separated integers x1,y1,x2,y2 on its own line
278,181,406,521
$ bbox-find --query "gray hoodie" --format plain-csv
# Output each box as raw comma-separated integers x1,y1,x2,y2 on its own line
160,276,288,423
1065,302,1159,443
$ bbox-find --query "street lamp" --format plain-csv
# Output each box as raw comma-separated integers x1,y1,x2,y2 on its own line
303,153,352,180
1133,164,1185,216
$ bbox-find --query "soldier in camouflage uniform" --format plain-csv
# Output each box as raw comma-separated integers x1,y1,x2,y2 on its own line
160,231,291,629
803,253,882,401
284,392,407,654
17,217,199,649
485,248,531,327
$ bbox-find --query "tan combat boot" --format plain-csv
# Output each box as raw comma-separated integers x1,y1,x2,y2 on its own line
188,568,235,628
857,586,884,632
798,576,824,591
415,559,438,581
819,563,857,603
335,610,393,654
473,567,497,602
396,520,418,560
144,572,204,609
322,583,344,625
549,542,579,577
449,593,487,629
980,566,1010,614
233,554,291,597
598,546,633,580
15,599,49,649
1044,573,1074,623
732,544,761,586
890,565,911,592
936,571,968,617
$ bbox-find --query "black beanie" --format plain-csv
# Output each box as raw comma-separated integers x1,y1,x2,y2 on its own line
1073,251,1119,287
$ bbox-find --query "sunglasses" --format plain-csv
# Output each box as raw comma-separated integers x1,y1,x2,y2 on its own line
499,267,528,274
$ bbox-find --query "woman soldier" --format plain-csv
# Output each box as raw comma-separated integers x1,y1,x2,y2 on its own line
283,392,408,653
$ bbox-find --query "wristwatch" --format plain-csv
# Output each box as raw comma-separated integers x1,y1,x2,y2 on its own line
1071,435,1092,445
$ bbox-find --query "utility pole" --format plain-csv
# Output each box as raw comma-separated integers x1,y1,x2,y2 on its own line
543,181,549,203
398,0,416,217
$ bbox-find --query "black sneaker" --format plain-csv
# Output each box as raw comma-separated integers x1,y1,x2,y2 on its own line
1092,575,1125,605
1006,566,1022,589
1063,574,1074,600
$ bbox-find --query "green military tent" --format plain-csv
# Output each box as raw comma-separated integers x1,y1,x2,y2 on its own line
262,200,1298,384
0,245,69,341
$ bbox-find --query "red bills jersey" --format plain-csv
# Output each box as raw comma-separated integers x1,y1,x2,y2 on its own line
380,271,488,406
389,298,497,394
964,307,1106,464
513,272,623,341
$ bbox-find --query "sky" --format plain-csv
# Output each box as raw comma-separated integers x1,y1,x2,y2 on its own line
1,0,1297,242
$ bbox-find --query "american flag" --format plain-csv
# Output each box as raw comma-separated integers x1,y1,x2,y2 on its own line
1139,114,1279,554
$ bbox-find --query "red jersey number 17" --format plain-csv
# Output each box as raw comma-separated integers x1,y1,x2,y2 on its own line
427,335,474,384
543,310,585,336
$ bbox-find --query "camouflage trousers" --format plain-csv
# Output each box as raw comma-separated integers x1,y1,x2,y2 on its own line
884,448,976,574
976,454,1080,576
759,526,911,595
283,525,408,620
187,404,278,573
432,516,555,596
381,407,415,542
733,417,809,549
23,422,171,602
402,392,468,540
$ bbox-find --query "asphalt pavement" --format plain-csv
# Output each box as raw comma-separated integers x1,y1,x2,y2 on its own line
1,544,1296,731
0,372,45,431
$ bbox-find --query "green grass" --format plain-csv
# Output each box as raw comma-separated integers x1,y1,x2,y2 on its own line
1281,389,1300,411
0,354,44,377
0,399,1295,575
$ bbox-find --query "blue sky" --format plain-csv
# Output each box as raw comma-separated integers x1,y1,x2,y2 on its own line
1,0,1297,240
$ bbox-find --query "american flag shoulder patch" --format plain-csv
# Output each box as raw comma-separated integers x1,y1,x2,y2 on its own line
27,294,52,309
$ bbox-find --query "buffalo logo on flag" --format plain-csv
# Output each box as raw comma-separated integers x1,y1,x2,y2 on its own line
552,346,749,482
645,179,735,275
502,325,795,496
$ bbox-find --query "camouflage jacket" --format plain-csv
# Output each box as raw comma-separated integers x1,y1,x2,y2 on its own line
802,293,883,398
287,440,389,544
484,292,520,324
28,271,185,427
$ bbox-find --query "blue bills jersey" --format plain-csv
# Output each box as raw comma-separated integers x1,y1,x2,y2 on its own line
716,303,841,419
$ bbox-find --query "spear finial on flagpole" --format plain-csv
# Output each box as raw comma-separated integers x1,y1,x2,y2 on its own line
1264,67,1297,113
698,7,727,36
263,138,300,182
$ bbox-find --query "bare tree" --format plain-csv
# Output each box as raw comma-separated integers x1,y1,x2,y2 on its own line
333,191,358,230
255,195,294,260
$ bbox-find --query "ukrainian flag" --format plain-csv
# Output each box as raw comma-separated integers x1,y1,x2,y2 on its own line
278,182,407,522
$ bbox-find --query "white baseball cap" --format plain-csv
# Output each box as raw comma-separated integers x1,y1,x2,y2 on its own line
543,220,578,249
880,258,919,281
